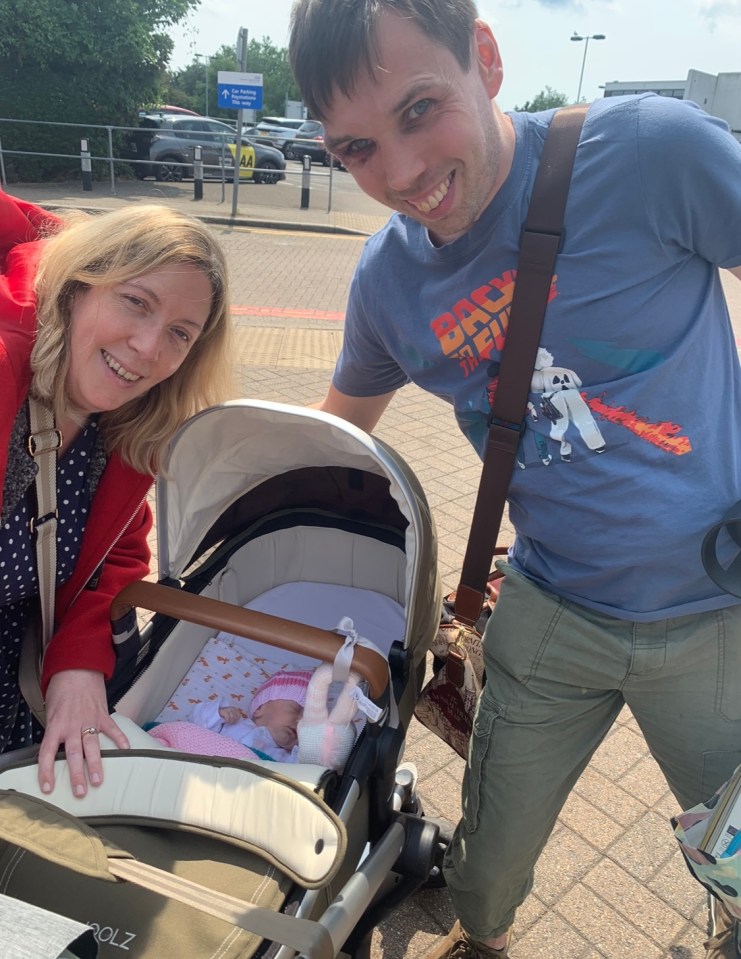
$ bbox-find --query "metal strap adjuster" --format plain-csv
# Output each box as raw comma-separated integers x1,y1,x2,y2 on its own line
28,428,63,457
486,412,526,433
29,510,59,535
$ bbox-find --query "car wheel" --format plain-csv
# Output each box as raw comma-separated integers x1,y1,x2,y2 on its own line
155,156,186,182
256,160,281,185
284,145,296,161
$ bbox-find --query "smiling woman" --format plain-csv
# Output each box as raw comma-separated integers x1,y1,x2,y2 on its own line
0,193,233,800
31,204,232,473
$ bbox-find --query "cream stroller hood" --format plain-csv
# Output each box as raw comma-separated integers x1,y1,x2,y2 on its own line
156,400,440,656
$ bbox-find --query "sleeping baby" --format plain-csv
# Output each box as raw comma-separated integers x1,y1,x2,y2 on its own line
148,665,361,770
190,670,311,761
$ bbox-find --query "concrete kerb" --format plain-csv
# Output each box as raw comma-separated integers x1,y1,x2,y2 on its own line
199,214,369,236
33,203,372,238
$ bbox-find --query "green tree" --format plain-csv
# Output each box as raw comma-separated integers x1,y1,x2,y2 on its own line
246,37,302,118
0,0,197,180
513,86,569,113
166,37,302,121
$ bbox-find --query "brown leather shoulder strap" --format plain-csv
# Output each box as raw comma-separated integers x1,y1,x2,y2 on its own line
454,105,588,627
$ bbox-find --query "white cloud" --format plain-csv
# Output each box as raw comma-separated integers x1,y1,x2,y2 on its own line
699,0,741,27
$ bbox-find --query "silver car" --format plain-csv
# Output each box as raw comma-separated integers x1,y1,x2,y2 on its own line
128,115,286,184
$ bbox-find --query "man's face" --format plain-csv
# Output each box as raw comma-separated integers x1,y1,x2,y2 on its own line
322,11,515,245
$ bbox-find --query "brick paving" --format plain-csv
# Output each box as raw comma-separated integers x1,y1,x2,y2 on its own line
8,177,740,958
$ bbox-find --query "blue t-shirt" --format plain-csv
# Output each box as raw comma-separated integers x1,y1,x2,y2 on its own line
334,94,741,621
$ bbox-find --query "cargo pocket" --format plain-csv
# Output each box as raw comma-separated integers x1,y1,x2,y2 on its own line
461,693,503,835
718,606,741,722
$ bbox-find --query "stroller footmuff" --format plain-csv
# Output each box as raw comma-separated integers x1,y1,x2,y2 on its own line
0,718,347,959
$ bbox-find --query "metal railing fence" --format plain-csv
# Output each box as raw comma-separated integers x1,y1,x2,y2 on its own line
0,116,337,211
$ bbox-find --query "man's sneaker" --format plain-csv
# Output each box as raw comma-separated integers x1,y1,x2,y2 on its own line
421,921,512,959
705,898,741,958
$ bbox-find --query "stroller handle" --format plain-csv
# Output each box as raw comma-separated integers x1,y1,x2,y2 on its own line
112,580,389,699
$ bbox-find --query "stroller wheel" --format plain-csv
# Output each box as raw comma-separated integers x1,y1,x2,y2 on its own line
419,816,454,889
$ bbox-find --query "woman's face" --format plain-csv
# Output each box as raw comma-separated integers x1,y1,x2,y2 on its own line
66,263,212,416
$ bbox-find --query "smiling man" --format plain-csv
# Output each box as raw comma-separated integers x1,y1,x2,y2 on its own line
289,2,741,956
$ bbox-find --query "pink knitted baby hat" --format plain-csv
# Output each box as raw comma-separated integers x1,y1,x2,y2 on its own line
248,670,313,719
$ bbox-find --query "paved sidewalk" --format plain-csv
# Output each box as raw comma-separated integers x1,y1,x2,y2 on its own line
7,180,722,958
7,175,391,237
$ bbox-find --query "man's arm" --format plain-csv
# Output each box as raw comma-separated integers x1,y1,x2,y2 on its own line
313,383,397,432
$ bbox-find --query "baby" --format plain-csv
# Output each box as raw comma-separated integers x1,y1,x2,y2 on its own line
148,665,361,770
189,670,312,762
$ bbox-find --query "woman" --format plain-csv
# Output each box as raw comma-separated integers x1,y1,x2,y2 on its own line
0,190,232,796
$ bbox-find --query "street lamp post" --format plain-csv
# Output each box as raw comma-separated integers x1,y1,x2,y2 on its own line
571,32,606,103
195,53,210,117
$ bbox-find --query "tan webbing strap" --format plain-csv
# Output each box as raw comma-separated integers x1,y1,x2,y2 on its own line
108,858,334,959
19,397,63,724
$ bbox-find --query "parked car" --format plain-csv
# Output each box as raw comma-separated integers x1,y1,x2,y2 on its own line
126,114,286,184
138,104,200,117
285,120,344,168
253,116,306,154
242,125,285,150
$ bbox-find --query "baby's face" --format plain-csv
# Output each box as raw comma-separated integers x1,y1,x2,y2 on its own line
253,699,304,749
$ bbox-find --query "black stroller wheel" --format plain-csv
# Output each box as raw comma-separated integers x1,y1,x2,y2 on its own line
419,815,454,889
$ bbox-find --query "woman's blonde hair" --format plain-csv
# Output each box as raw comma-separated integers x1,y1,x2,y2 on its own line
31,205,233,475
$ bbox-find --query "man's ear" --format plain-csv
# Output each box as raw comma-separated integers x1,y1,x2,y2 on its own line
473,19,504,99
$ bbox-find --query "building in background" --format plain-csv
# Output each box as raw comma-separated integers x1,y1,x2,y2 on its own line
602,70,741,141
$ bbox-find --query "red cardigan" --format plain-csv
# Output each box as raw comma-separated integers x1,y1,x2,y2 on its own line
0,191,154,693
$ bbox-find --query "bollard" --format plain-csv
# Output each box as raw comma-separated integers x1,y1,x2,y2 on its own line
300,154,311,210
80,138,93,192
193,145,204,201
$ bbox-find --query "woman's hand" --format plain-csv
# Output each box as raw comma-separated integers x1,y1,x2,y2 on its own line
38,669,130,797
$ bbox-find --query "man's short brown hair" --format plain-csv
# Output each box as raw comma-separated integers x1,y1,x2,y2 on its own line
289,0,479,120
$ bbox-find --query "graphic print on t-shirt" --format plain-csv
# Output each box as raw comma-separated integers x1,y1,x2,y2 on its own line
430,270,692,465
429,270,558,379
530,348,607,464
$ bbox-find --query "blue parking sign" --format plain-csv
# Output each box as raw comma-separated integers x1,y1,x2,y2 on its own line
217,71,264,111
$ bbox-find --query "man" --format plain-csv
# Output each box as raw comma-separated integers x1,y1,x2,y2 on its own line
288,1,741,956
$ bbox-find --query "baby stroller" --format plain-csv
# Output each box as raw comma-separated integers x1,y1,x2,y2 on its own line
0,400,444,959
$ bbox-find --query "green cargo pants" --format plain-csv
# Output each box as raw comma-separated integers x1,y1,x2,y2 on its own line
443,564,741,940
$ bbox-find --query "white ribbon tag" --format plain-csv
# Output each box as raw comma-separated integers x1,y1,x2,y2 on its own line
350,686,383,723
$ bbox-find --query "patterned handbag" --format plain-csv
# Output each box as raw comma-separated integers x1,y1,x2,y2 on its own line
672,766,741,920
414,563,505,759
414,106,588,758
413,619,484,760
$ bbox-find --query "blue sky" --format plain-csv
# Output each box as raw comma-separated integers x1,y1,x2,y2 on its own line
169,0,741,112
